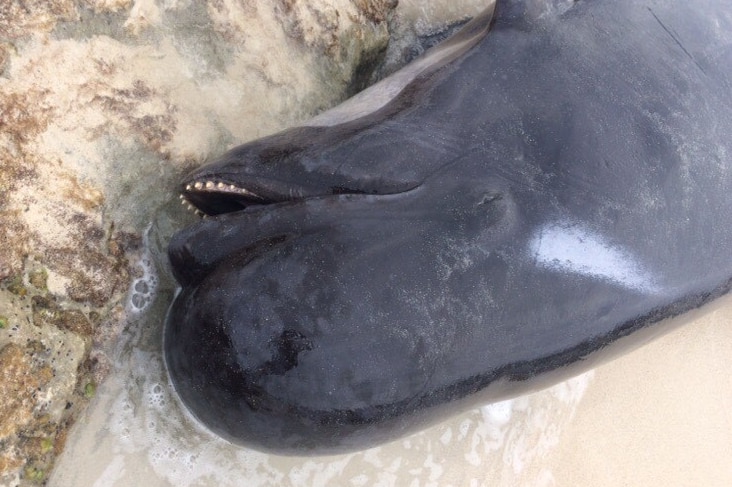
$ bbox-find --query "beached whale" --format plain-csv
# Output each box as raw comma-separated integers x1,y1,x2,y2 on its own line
164,0,732,454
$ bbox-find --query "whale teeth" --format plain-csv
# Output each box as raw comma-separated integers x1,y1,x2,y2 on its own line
185,179,263,202
178,193,207,218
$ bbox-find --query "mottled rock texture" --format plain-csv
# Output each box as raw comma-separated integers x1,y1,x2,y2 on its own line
0,0,396,484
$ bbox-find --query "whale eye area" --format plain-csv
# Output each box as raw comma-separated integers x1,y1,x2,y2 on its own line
179,180,269,217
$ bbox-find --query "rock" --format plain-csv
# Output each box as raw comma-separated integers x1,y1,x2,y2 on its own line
0,343,54,483
0,344,52,441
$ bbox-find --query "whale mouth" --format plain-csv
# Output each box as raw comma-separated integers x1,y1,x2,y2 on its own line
179,179,276,217
179,176,397,217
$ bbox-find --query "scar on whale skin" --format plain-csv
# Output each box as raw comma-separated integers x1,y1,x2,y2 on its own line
164,0,732,455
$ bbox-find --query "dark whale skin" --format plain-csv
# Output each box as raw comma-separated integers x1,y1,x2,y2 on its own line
164,0,732,455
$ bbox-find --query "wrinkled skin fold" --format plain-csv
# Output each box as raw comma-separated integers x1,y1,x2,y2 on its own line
165,0,732,454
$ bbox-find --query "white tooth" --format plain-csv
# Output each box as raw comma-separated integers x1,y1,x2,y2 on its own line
206,181,214,189
217,182,225,189
185,184,192,191
181,199,186,205
229,184,237,191
187,204,194,211
194,182,203,190
179,194,185,200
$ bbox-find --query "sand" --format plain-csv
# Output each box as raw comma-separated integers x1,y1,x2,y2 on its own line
545,295,732,486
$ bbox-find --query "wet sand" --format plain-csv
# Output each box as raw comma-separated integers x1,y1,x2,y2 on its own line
546,294,732,486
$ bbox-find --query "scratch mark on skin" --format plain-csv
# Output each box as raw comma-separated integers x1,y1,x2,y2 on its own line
647,7,707,75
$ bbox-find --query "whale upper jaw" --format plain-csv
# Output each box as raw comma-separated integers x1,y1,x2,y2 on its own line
173,3,500,219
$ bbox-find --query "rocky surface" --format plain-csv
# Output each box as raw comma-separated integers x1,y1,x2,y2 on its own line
0,1,401,484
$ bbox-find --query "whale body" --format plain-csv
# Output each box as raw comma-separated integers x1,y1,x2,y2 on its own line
165,0,732,454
